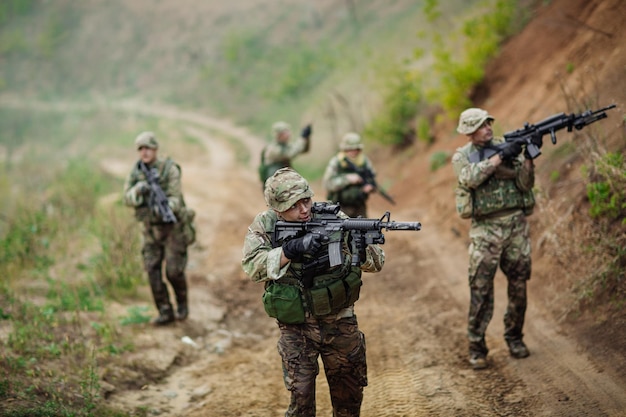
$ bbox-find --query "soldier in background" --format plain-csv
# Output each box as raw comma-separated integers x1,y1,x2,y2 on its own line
123,131,196,326
451,108,535,370
242,167,385,417
323,132,376,218
258,121,311,187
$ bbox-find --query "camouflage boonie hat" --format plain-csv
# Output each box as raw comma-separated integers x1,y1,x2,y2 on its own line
457,108,494,135
135,131,159,149
272,121,291,135
340,132,364,150
264,167,314,212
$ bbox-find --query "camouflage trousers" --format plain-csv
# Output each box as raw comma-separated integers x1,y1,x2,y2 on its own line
141,222,188,311
467,211,531,354
277,315,367,417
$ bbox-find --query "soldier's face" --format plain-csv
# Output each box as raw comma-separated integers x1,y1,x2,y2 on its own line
345,148,361,159
278,197,312,222
469,120,493,146
138,146,157,164
277,131,291,143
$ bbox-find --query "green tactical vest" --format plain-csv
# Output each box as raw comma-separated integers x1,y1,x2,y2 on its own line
326,158,368,206
130,158,179,223
262,213,363,323
472,173,535,218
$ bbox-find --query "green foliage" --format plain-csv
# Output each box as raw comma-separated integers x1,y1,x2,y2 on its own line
586,152,626,223
89,206,144,300
0,0,38,27
0,201,55,273
429,150,450,172
427,0,519,115
365,70,424,146
365,0,526,146
120,306,152,326
46,280,105,313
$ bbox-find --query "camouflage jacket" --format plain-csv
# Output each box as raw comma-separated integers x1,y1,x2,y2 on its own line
263,136,308,166
123,157,184,223
241,208,385,283
452,138,535,218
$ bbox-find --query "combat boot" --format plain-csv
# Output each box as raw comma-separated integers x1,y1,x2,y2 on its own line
469,339,489,370
507,339,530,358
152,305,175,326
176,303,188,321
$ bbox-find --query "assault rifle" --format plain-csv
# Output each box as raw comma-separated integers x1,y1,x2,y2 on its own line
468,104,617,163
138,161,177,223
342,157,396,205
272,202,420,273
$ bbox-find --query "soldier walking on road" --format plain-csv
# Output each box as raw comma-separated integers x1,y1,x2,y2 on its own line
323,132,377,218
451,108,535,370
258,121,311,187
242,167,385,416
123,131,196,326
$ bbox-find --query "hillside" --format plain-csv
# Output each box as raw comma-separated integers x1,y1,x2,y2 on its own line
390,0,626,383
1,0,625,416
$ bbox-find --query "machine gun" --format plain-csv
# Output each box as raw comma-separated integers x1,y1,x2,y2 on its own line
468,104,617,163
138,161,177,223
342,157,396,205
272,202,420,275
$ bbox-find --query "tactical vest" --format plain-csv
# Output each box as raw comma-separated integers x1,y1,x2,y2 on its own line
130,158,179,223
326,158,367,206
262,213,363,323
472,173,535,218
455,141,534,219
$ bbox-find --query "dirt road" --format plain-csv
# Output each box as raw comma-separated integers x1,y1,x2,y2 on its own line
96,102,626,417
2,95,624,416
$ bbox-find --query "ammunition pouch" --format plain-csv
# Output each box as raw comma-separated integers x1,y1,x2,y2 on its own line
455,185,473,219
179,207,196,246
262,280,305,324
307,268,362,317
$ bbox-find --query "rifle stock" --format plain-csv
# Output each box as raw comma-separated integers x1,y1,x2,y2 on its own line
468,104,616,163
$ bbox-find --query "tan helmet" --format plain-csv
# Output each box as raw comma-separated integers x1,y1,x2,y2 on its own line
456,108,494,135
264,167,314,212
339,132,364,151
272,121,291,136
135,131,159,149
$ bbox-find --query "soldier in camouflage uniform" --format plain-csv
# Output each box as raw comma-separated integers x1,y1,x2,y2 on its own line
323,133,376,218
451,108,536,370
242,167,385,417
123,131,194,326
259,121,311,186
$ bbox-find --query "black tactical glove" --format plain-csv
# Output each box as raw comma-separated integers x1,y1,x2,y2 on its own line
499,142,523,160
300,124,312,140
282,233,324,261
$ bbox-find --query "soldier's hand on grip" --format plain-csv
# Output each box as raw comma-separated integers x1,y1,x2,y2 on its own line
499,142,523,160
282,233,324,261
135,181,150,195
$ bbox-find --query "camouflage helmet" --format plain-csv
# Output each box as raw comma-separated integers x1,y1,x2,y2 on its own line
135,131,159,149
272,121,291,136
264,167,314,212
339,132,364,151
456,108,494,135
